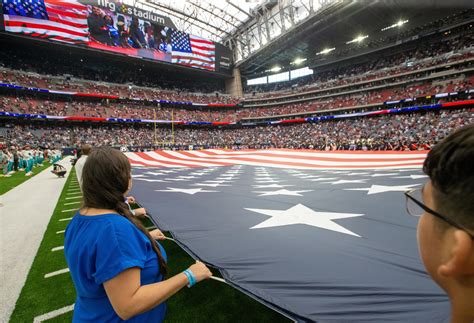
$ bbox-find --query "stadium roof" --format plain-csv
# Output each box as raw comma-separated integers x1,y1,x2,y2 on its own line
140,0,265,43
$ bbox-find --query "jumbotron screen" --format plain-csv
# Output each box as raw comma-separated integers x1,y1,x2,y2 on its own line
0,0,232,73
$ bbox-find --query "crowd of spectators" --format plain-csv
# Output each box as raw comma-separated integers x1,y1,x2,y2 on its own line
2,77,471,122
245,30,473,100
2,108,472,150
0,68,238,104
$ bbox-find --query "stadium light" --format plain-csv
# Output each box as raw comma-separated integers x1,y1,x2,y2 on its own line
291,58,307,65
346,35,368,44
316,47,336,55
381,19,409,31
266,66,282,73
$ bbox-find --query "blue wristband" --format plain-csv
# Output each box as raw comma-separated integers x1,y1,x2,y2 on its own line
183,270,194,287
188,269,196,287
183,269,196,288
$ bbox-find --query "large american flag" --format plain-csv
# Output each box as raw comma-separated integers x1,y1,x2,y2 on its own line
126,149,427,169
170,29,216,71
128,151,449,321
2,0,89,45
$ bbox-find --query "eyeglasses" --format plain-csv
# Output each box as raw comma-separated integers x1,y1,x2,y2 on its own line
404,188,474,239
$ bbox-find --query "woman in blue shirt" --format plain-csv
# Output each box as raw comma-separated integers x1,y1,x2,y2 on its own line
65,147,212,322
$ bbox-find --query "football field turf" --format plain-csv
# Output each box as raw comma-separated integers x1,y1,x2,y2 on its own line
0,162,52,195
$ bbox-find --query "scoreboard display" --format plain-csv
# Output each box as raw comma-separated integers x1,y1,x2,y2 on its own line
0,0,233,74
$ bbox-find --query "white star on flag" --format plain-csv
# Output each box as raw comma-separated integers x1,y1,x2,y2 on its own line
205,180,232,183
371,173,399,177
295,175,322,179
215,177,236,180
252,189,313,196
164,178,190,181
192,183,230,187
324,179,368,185
145,172,164,176
156,187,218,195
252,184,294,188
326,171,350,174
393,175,428,179
309,177,338,182
255,179,281,184
345,184,420,195
245,204,364,237
345,172,370,176
254,176,274,180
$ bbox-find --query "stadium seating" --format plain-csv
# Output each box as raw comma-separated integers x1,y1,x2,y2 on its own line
2,108,472,150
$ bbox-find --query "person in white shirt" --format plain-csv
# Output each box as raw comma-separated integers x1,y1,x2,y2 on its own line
75,144,91,189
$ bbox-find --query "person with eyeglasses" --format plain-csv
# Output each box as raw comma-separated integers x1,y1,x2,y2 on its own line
404,123,474,323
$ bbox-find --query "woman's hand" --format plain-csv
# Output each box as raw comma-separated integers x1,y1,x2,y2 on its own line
133,207,147,218
126,196,136,204
188,261,212,283
149,229,166,240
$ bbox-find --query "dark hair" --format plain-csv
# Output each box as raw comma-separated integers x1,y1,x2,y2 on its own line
81,144,92,156
423,124,474,230
82,147,167,275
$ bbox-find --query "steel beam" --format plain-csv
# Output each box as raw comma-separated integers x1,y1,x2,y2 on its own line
226,0,253,20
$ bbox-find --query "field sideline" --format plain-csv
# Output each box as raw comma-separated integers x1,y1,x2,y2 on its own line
9,167,290,322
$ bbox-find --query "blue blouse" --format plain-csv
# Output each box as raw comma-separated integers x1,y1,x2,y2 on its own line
65,212,167,322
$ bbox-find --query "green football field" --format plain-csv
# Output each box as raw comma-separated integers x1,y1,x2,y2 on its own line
10,167,291,322
0,162,52,195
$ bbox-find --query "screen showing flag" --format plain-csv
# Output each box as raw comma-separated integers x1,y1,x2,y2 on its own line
2,0,89,45
171,30,215,71
1,0,220,72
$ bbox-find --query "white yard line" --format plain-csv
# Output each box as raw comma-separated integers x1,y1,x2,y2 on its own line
61,208,78,213
44,268,69,278
33,304,75,323
0,158,71,322
64,201,81,206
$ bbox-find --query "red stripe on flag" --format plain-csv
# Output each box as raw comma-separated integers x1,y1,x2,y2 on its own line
46,0,88,11
5,20,88,37
48,16,88,29
189,37,214,45
45,6,87,19
135,152,198,167
212,151,427,163
159,151,233,166
191,44,216,52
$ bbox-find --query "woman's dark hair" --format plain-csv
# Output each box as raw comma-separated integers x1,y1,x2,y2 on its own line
423,123,474,230
81,147,167,275
104,15,113,24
